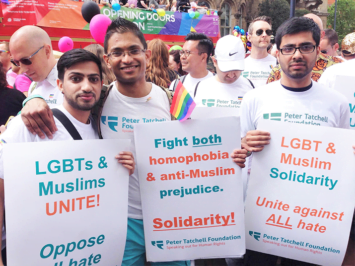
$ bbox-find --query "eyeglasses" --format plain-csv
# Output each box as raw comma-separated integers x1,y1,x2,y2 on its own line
280,45,316,55
256,29,273,36
0,50,9,54
11,46,44,67
179,50,202,57
342,50,354,57
107,49,146,58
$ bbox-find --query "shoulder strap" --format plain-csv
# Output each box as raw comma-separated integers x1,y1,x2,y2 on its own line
159,86,176,121
194,81,201,97
91,84,114,139
52,109,82,140
247,78,255,89
172,75,187,92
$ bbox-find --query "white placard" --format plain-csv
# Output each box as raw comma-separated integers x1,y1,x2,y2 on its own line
334,75,355,129
4,139,130,266
245,120,355,266
134,117,245,262
190,107,240,119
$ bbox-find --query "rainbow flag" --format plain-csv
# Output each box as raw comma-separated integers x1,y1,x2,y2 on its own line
49,94,54,99
170,81,196,121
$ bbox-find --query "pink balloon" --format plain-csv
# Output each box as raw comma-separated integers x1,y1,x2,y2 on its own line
58,37,74,53
90,14,112,44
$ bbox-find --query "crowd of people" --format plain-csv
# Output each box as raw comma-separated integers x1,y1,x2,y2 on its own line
0,10,355,266
76,0,211,13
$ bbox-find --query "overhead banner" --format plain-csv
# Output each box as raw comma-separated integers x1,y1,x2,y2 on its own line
4,139,130,266
134,117,245,261
1,0,219,36
244,120,355,266
335,75,355,129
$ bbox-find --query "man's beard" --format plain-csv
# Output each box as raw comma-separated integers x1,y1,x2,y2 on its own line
65,92,98,111
282,58,313,80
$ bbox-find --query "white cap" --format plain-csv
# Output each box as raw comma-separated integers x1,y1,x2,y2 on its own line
215,35,245,72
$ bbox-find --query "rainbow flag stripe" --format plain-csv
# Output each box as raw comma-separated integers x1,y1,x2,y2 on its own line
170,81,196,121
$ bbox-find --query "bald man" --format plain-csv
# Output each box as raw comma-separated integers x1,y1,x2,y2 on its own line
267,14,343,84
10,26,62,107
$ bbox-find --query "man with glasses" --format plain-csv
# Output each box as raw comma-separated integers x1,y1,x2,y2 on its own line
169,33,214,97
10,25,61,108
242,16,277,88
241,16,349,266
267,14,343,83
19,17,190,266
319,29,342,58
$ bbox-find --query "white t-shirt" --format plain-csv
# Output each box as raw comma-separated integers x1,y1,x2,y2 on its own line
100,83,171,219
318,59,354,89
242,54,277,88
241,80,350,138
194,76,253,108
0,105,98,250
169,72,214,98
28,64,63,108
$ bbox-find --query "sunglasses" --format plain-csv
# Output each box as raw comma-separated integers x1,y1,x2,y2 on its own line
256,29,273,36
11,46,44,67
342,50,354,56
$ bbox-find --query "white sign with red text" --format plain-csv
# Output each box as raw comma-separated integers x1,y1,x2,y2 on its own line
245,120,355,266
134,117,245,261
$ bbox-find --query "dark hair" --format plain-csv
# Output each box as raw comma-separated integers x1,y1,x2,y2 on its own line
57,49,102,81
324,29,339,46
185,33,214,63
275,17,320,50
104,17,147,54
169,50,187,76
248,16,272,35
0,62,8,88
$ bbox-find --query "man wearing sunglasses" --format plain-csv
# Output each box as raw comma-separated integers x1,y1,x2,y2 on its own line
241,17,349,266
242,16,277,88
267,13,343,84
319,29,342,59
9,25,61,108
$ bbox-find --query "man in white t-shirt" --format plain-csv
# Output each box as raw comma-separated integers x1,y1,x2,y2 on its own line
169,33,214,97
195,35,253,108
242,16,277,88
10,26,62,107
241,17,349,266
0,49,134,266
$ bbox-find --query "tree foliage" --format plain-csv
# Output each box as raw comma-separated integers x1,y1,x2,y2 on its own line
259,0,310,34
258,0,290,34
327,0,355,45
295,9,310,17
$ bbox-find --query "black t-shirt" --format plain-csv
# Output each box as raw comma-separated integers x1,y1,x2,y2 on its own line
137,0,147,8
0,86,26,126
